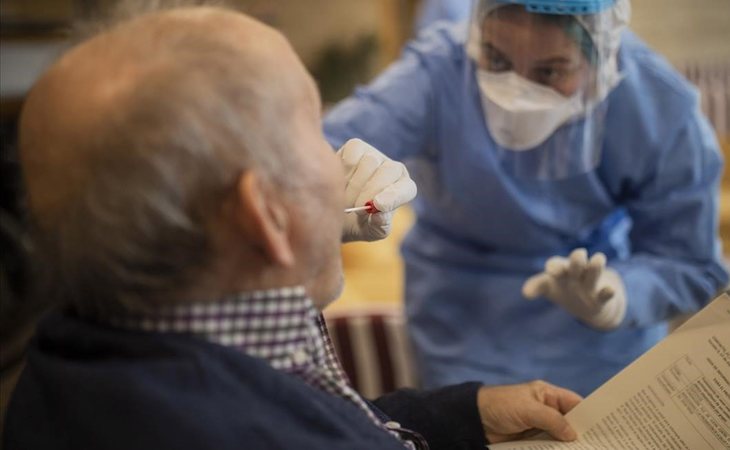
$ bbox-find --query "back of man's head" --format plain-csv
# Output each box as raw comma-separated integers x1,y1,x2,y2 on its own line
20,5,315,315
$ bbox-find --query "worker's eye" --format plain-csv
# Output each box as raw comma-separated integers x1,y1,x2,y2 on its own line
532,66,566,86
482,44,511,72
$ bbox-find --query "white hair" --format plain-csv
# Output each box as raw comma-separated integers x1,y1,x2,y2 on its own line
28,2,305,315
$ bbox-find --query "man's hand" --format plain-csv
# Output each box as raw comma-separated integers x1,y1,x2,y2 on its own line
477,381,582,444
522,248,627,330
339,139,416,242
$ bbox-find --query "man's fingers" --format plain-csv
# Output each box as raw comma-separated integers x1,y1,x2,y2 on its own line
543,385,583,414
478,382,581,445
525,407,577,442
522,273,552,299
568,248,588,279
526,382,580,442
582,252,606,288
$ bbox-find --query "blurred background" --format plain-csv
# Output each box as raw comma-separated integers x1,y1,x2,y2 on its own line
1,0,729,400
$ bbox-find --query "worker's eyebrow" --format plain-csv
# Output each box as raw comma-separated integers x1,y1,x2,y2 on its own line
482,42,510,61
535,56,578,66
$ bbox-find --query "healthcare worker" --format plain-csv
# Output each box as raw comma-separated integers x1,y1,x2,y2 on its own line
324,0,729,395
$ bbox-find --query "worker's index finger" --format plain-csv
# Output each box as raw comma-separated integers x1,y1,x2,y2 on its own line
338,139,368,175
340,139,386,181
357,160,403,202
582,252,606,288
568,248,588,279
545,257,568,278
371,170,417,212
346,152,383,202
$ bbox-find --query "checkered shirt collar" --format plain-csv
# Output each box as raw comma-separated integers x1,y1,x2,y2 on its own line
106,286,413,448
110,286,320,369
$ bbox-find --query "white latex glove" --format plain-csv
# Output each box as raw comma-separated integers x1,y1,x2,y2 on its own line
522,248,627,331
339,139,417,242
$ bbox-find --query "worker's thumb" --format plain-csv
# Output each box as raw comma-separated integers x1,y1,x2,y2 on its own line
522,273,553,300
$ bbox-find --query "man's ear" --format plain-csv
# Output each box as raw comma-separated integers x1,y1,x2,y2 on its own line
232,171,295,267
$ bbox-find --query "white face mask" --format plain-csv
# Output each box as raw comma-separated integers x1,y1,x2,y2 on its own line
477,71,585,151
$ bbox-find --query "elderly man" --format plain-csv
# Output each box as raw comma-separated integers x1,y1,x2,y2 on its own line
4,5,582,450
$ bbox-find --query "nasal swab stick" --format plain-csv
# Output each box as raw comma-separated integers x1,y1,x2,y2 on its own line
344,200,379,214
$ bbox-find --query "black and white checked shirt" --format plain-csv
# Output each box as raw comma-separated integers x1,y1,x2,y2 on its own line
107,286,425,449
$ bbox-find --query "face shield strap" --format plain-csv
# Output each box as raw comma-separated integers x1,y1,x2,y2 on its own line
564,21,598,65
510,0,616,15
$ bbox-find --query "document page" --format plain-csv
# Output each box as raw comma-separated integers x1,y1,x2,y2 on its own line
490,291,730,450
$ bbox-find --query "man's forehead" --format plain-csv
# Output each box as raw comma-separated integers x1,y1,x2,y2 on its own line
113,6,262,34
22,5,316,166
45,8,288,95
65,7,279,64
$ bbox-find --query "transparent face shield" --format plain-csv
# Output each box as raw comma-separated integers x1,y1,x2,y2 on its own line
468,0,630,180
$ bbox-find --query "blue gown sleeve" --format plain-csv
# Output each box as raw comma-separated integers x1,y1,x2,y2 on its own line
614,110,729,327
323,36,438,161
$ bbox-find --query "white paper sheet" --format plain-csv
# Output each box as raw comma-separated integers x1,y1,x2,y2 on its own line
489,291,730,450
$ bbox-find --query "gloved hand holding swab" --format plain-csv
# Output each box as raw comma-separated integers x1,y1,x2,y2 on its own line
338,139,416,242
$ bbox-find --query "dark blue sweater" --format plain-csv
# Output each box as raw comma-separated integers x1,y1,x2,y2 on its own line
4,313,486,449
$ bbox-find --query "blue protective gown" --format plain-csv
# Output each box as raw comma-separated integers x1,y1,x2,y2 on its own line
323,23,729,396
